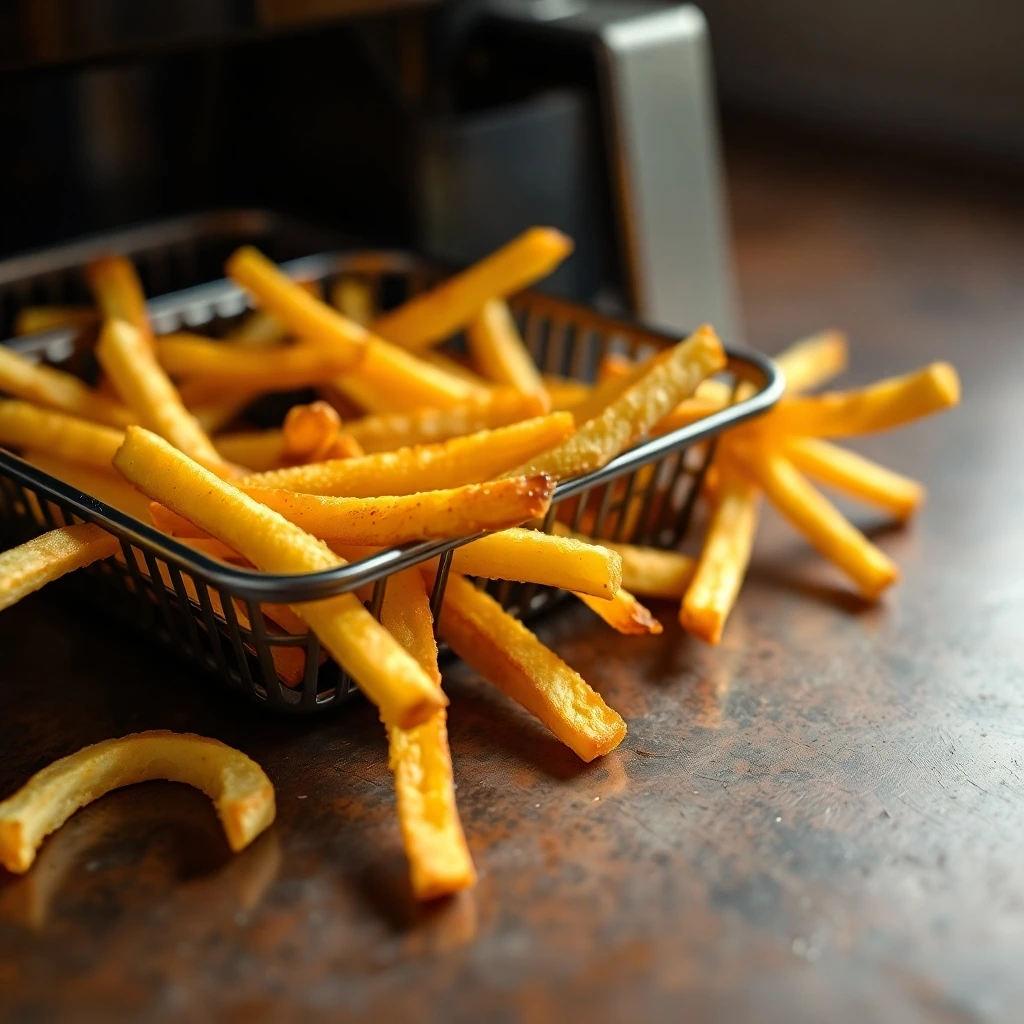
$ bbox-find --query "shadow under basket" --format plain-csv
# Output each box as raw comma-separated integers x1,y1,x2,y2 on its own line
0,212,783,713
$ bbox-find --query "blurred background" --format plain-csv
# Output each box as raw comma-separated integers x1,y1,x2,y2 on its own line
1,0,1022,340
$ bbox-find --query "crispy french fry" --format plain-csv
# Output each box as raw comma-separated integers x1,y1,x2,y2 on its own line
576,587,663,635
0,731,275,872
0,346,134,428
680,468,760,644
333,339,489,414
343,389,548,453
242,476,554,545
0,400,123,470
381,570,475,900
446,528,621,598
85,255,154,351
766,363,961,439
282,401,342,462
156,335,354,389
239,414,574,497
114,427,447,729
435,573,625,761
373,228,572,350
422,350,495,389
226,247,366,368
97,319,238,478
213,426,362,473
331,276,375,326
783,436,925,520
550,524,695,599
510,327,725,480
14,306,98,336
23,450,153,521
773,330,848,393
544,375,592,411
567,353,659,427
0,524,119,613
732,444,899,599
467,299,548,407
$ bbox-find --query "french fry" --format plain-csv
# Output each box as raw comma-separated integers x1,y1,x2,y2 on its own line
225,247,366,369
0,524,119,613
422,350,495,389
766,363,961,439
544,375,592,411
783,436,925,520
113,426,447,729
156,335,354,389
0,731,275,872
96,319,239,478
23,450,154,522
239,414,575,496
446,528,621,598
467,299,549,407
343,389,548,453
0,346,134,428
510,327,725,480
242,476,554,545
680,468,760,644
381,570,475,900
282,401,343,462
372,228,573,350
434,572,625,762
331,276,375,326
84,255,154,351
731,443,899,599
576,587,663,635
0,400,123,470
566,353,660,426
213,426,362,473
14,306,98,336
550,524,695,599
773,329,848,393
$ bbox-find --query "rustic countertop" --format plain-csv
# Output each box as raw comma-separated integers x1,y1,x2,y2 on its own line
2,133,1023,1022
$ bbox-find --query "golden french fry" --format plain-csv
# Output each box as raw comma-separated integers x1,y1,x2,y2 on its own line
567,353,659,427
243,475,554,545
773,330,848,393
0,400,123,470
544,375,592,411
331,276,376,327
85,255,154,351
422,350,495,389
550,524,695,599
114,427,446,729
282,400,342,462
381,569,475,900
0,524,119,613
97,319,239,478
14,306,98,336
783,436,925,520
23,450,153,522
576,587,663,635
435,572,625,762
343,389,548,453
0,346,134,428
333,339,489,414
214,427,362,473
156,335,354,389
226,247,366,368
239,413,574,497
732,444,899,599
0,731,275,873
680,468,760,644
446,527,621,598
766,363,960,439
372,228,572,350
510,327,725,480
467,299,548,407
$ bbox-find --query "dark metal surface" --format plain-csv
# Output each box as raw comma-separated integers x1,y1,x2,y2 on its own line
2,135,1022,1020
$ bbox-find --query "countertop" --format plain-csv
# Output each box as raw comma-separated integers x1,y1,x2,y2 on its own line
2,133,1024,1023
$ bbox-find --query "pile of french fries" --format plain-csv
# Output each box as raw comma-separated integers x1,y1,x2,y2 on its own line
0,227,960,900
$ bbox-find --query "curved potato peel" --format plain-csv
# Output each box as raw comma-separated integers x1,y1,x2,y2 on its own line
0,731,275,874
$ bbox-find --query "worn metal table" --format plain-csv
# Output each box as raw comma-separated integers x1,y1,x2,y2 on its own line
2,132,1023,1022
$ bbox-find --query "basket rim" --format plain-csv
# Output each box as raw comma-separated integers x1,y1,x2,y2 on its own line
0,250,784,603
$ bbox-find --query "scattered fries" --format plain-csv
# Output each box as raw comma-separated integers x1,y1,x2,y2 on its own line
0,731,275,873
